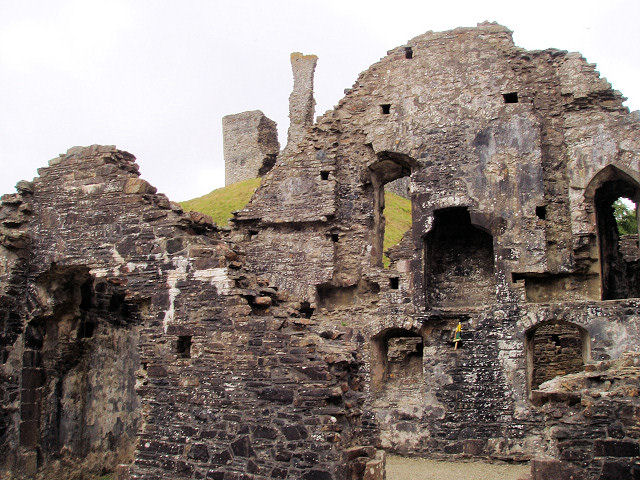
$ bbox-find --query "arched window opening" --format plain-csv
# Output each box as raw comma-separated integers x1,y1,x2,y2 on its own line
369,151,415,268
525,321,589,395
424,207,496,308
592,171,640,300
371,328,423,393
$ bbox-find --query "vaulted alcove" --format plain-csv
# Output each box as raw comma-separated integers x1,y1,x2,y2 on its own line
371,328,423,394
424,207,496,308
526,321,589,393
19,266,141,477
586,165,640,300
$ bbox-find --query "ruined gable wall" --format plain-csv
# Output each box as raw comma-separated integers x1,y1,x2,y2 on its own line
1,146,374,480
232,23,640,466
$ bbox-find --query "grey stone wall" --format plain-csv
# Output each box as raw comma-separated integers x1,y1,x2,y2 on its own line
287,52,318,149
222,110,279,186
233,22,640,477
0,146,373,480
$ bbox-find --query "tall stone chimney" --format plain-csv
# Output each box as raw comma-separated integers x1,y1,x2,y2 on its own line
287,52,318,148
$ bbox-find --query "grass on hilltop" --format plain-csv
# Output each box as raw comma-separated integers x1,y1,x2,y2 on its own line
180,177,262,227
180,179,412,263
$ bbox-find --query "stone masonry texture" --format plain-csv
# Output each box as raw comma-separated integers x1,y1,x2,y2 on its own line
223,110,280,186
287,52,318,149
2,22,640,480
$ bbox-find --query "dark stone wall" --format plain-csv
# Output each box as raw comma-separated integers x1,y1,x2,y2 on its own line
0,146,374,480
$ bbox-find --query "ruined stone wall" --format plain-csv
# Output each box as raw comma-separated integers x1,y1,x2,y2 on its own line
233,23,640,468
0,146,374,480
3,22,640,480
287,53,318,148
223,110,280,186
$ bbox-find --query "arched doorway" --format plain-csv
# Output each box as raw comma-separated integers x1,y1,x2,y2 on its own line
586,165,640,300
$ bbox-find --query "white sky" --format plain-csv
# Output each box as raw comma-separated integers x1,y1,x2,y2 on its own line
1,0,639,201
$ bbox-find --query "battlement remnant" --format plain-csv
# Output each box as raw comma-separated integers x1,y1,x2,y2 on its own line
222,110,279,186
287,52,318,148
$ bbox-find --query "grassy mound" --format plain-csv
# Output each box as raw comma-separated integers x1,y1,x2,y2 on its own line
180,177,262,227
180,179,413,260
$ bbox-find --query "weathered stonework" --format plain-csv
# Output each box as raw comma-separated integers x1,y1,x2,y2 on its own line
287,52,318,149
223,110,280,185
2,22,640,480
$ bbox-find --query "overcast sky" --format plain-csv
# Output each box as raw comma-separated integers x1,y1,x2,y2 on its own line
1,0,639,201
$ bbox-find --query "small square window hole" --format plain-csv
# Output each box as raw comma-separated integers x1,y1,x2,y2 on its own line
502,92,519,103
389,277,400,289
381,104,391,115
177,335,192,358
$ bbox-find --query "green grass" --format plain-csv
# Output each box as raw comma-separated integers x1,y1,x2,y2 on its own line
180,177,262,227
383,191,412,266
180,179,413,261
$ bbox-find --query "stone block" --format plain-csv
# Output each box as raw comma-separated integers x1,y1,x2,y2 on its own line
530,458,585,480
598,460,634,480
123,177,157,194
594,439,640,457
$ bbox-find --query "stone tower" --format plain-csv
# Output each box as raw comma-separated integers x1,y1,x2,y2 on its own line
222,110,279,186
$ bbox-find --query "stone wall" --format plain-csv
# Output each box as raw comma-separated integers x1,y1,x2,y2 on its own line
0,146,376,480
3,22,640,480
222,110,279,186
232,22,640,477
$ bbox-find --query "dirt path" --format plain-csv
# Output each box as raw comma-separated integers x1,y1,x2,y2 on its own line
387,455,530,480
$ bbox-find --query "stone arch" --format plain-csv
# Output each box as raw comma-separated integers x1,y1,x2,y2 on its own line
585,164,640,300
424,206,496,308
370,327,423,393
525,320,590,394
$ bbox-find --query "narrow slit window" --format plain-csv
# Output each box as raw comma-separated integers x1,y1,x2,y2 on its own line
405,47,413,59
381,104,391,115
321,171,330,180
177,335,192,358
389,277,399,289
502,92,519,104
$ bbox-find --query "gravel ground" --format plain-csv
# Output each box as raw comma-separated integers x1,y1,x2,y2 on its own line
387,455,530,480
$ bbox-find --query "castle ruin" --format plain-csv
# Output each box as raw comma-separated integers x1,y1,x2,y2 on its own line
2,22,640,480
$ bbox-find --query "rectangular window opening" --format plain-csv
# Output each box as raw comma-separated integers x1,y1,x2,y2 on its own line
331,233,339,243
177,335,192,358
321,170,330,180
536,205,547,220
502,92,519,104
381,104,391,115
404,47,413,59
389,277,400,289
